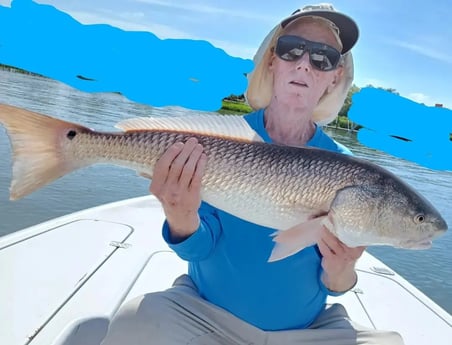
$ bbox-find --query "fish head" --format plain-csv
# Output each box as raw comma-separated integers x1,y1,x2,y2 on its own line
330,180,448,249
385,180,448,249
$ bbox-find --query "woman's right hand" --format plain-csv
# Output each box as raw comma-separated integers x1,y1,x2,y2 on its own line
150,137,207,242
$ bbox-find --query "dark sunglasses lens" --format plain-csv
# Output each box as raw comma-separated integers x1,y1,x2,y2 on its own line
275,35,341,71
309,44,341,71
275,36,307,61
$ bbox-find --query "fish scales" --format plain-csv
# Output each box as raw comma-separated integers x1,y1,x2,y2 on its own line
63,127,366,227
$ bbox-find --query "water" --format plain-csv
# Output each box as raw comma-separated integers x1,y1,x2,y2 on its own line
1,70,451,315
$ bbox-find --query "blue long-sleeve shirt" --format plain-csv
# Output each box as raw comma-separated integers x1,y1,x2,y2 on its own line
162,109,352,331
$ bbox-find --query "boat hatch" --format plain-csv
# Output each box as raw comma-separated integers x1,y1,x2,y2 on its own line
0,219,132,345
353,269,452,344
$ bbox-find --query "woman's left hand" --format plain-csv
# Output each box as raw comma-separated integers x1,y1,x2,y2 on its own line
318,226,366,293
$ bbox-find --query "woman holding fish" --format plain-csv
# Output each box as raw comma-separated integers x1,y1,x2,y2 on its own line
102,3,405,345
1,0,446,341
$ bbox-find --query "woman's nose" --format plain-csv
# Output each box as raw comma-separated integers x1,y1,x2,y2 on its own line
295,52,311,72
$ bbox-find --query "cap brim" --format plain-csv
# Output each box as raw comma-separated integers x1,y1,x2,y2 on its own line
281,10,359,53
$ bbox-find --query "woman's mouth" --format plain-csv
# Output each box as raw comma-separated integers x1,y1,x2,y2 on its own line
290,81,308,87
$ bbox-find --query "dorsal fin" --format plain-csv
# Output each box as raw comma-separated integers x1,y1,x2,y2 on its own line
115,114,264,142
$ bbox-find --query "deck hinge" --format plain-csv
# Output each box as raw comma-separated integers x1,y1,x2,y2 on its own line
110,241,132,249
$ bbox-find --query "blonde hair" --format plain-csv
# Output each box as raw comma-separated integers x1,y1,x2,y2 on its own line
245,16,354,125
284,16,343,51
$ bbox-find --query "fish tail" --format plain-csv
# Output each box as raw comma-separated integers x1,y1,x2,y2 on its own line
0,104,89,200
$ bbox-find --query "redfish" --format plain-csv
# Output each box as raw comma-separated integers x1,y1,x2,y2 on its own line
0,104,447,261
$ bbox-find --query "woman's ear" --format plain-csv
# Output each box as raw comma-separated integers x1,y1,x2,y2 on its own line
268,53,275,70
327,66,343,93
267,46,279,70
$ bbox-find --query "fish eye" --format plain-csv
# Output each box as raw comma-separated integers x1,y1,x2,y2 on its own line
414,214,425,224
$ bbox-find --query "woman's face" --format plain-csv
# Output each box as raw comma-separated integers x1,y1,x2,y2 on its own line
269,19,343,113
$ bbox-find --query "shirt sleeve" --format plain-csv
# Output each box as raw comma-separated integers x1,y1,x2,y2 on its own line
162,201,222,261
317,267,357,297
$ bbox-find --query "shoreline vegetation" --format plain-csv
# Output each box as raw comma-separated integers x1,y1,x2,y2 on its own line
1,64,449,137
0,63,44,77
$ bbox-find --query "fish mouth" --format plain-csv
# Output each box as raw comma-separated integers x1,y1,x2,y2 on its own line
433,227,448,237
403,221,448,249
408,240,432,249
403,233,437,249
436,219,448,235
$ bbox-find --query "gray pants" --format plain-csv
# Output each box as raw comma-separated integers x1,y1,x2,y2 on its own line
101,275,404,345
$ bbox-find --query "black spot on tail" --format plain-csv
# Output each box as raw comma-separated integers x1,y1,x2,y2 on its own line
67,130,77,140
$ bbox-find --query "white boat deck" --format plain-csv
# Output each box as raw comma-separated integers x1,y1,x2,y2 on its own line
1,196,451,345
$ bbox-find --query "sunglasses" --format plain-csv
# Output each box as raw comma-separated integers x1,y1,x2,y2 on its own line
274,35,342,71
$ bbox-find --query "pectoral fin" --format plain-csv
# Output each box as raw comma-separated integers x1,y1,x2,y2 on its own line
268,216,328,262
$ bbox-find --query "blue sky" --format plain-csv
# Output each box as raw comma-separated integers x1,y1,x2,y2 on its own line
1,0,451,109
